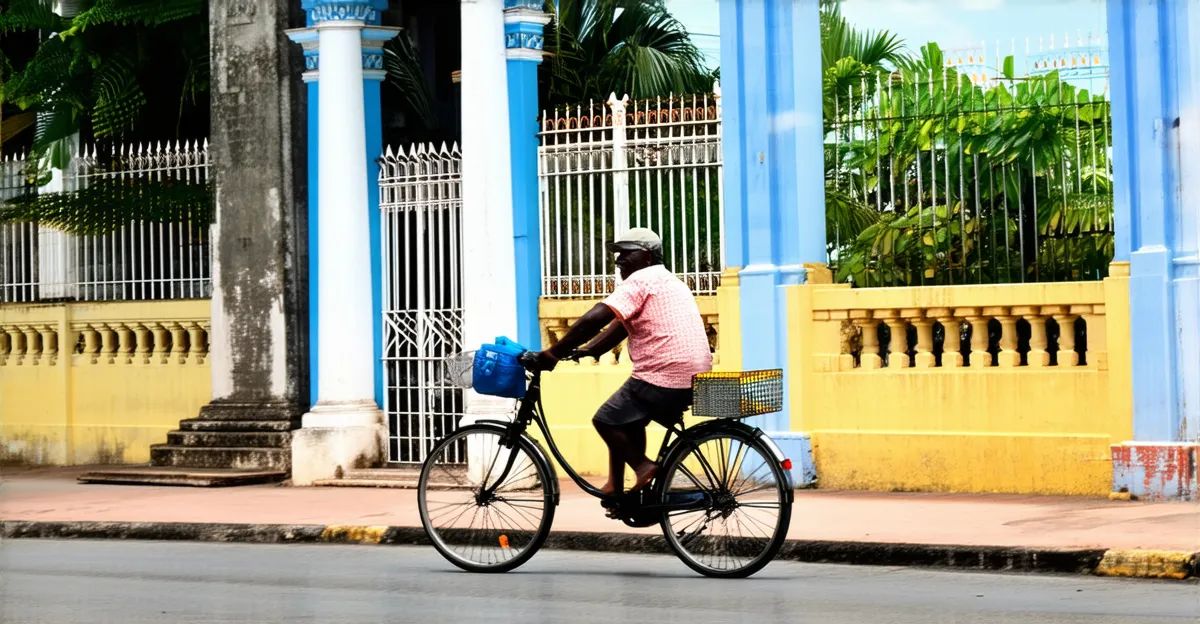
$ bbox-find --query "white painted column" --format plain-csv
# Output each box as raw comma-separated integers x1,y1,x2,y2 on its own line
312,23,374,410
287,6,390,485
460,0,519,422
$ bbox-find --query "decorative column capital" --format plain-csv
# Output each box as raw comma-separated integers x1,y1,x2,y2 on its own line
301,0,387,25
286,24,400,79
503,5,551,63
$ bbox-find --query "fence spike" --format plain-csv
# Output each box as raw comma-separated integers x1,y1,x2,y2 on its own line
439,141,449,155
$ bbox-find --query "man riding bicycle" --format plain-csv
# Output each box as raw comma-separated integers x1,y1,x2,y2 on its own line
533,228,713,504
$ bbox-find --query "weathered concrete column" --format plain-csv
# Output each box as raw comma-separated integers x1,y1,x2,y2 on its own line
203,0,307,423
285,0,392,485
460,0,519,426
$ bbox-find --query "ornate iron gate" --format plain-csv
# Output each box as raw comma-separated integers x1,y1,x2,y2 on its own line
379,143,465,463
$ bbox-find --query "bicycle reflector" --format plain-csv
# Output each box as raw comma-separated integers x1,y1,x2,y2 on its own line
781,459,793,471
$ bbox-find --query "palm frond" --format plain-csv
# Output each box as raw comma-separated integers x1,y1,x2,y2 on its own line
544,0,710,107
0,0,62,33
91,50,146,137
382,34,439,131
0,176,212,234
63,0,203,33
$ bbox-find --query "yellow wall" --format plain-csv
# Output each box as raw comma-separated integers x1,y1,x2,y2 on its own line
788,273,1133,496
0,300,211,465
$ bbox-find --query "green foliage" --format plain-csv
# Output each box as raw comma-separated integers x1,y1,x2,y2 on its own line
543,0,714,108
0,0,208,164
826,56,1115,285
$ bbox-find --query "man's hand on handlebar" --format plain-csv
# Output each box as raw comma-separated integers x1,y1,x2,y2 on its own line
520,347,594,373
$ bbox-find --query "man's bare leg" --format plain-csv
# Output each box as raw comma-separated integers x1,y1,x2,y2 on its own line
593,421,627,496
625,423,658,492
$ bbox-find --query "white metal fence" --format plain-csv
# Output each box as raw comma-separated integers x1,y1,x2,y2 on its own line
538,90,724,298
0,141,212,303
380,143,465,464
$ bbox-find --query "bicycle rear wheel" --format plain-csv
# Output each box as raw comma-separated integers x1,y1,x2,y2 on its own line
418,425,556,573
658,426,792,578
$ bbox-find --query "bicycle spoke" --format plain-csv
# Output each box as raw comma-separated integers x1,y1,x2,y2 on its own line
420,427,553,572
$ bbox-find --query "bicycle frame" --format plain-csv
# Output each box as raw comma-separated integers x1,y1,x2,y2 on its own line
476,369,682,501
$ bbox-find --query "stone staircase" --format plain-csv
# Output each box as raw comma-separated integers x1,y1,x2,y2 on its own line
79,404,300,487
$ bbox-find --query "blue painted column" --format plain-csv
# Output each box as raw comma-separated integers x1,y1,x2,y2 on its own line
719,0,826,482
1107,0,1200,500
503,1,551,350
289,2,394,410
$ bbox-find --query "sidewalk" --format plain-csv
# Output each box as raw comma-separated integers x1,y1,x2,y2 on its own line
3,465,1197,552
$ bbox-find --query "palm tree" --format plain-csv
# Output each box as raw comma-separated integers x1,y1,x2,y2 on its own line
542,0,714,108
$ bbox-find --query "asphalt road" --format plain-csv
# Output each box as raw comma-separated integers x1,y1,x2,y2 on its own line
0,540,1196,624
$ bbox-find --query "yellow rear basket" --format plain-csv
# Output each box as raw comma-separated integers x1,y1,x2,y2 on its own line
691,369,784,419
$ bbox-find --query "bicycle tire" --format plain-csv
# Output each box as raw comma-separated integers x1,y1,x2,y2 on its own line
657,425,792,578
418,424,556,573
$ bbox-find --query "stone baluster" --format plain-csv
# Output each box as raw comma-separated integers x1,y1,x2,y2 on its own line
78,325,100,364
20,325,40,365
169,322,189,364
7,326,26,365
151,323,171,364
1011,306,1048,367
110,323,135,365
988,307,1020,368
705,314,720,365
907,309,935,368
1048,307,1079,367
851,311,882,370
0,327,10,365
876,310,910,369
931,308,963,368
95,324,118,364
961,308,992,368
187,322,208,364
134,324,153,364
38,325,58,366
1079,305,1106,370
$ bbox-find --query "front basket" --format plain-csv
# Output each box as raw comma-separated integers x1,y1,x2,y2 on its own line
691,370,784,419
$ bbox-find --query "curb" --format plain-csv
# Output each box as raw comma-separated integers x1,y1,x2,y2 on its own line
2,520,1193,579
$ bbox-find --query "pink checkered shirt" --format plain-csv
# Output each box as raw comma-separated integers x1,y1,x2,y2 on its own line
602,264,713,389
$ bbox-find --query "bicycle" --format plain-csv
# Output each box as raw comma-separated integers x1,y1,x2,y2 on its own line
417,349,794,578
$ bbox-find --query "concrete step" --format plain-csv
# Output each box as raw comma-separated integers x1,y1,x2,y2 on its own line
311,465,466,489
149,445,289,471
178,419,296,432
166,431,291,448
78,467,287,487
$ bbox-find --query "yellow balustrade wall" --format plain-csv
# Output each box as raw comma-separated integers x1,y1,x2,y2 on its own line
537,270,742,478
787,266,1133,495
0,300,211,465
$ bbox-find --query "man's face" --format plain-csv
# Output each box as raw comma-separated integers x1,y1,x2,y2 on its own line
614,248,652,280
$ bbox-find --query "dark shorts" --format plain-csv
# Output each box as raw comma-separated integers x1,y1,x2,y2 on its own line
593,378,694,428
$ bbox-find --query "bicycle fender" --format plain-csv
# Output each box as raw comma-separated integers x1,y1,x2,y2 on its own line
675,420,795,500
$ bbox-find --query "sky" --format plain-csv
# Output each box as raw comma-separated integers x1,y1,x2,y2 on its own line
665,0,1109,78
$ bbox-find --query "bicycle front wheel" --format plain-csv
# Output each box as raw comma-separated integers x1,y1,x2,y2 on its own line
658,426,792,578
418,425,556,573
